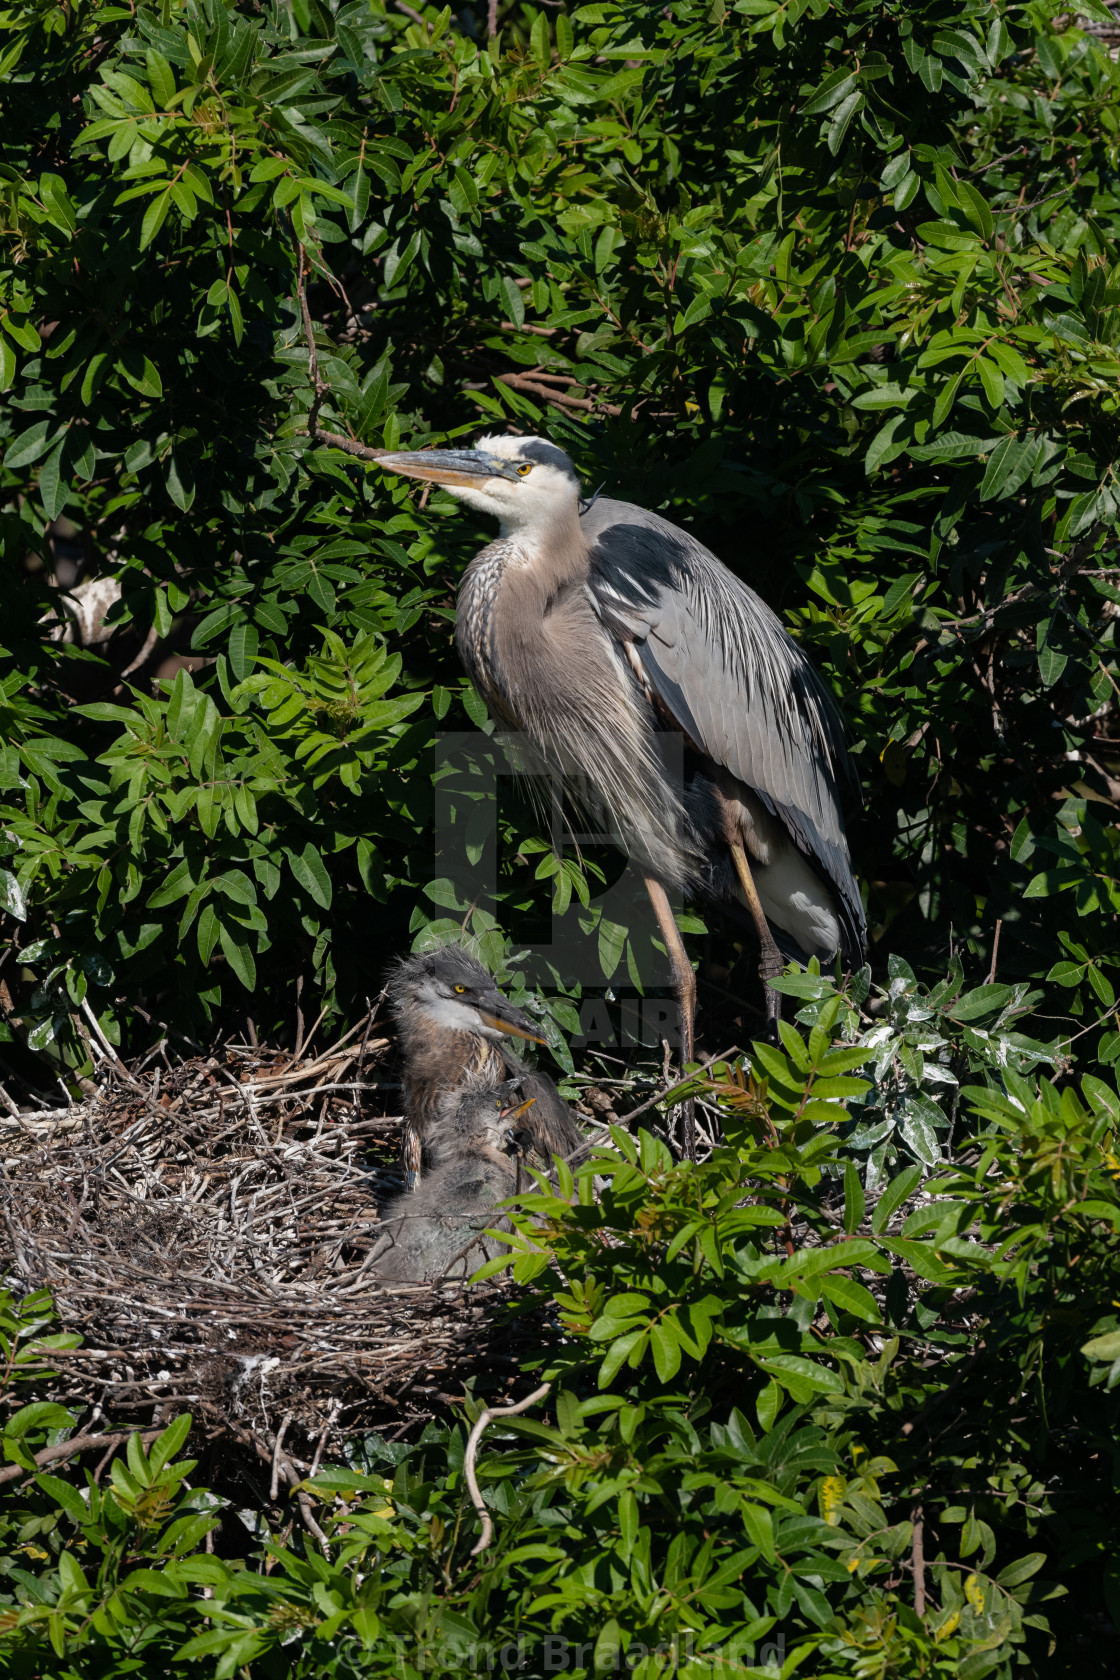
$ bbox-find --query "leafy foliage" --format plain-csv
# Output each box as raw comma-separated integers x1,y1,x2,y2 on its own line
3,0,1120,1668
1,0,1119,1072
4,1005,1120,1675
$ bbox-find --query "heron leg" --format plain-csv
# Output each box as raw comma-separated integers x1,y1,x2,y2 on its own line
402,1117,422,1191
728,841,784,1041
642,874,697,1161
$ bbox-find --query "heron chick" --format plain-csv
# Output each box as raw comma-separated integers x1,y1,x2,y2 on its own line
372,1078,532,1283
388,946,584,1187
378,436,865,1134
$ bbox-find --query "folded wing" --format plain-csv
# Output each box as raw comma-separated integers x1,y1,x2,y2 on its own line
582,498,865,958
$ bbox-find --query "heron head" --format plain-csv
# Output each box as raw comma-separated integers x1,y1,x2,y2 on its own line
430,1078,538,1160
388,947,547,1046
377,434,580,532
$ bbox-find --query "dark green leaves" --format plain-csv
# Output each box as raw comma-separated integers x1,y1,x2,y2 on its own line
870,1165,923,1234
287,841,332,909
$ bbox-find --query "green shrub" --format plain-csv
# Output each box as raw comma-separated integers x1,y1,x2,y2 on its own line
3,991,1118,1677
1,0,1119,1075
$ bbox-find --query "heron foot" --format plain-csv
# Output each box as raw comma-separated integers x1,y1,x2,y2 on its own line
763,976,783,1044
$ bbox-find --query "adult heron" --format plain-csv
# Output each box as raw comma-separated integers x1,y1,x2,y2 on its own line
379,436,864,1095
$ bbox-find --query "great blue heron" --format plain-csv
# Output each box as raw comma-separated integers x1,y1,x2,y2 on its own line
372,1077,531,1282
388,947,584,1188
378,436,864,1107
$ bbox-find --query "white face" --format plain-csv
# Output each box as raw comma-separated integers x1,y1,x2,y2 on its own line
416,979,506,1039
378,434,580,538
451,435,578,534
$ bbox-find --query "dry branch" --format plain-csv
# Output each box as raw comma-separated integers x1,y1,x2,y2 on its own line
0,1428,163,1488
464,1382,551,1555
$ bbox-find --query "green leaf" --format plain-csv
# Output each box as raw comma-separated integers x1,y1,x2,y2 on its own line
870,1165,923,1234
1082,1330,1120,1362
757,1354,844,1395
149,1413,191,1474
228,621,259,682
287,842,332,909
37,440,69,520
1036,621,1067,688
146,47,176,106
802,68,859,115
530,8,550,66
650,1321,682,1380
140,190,172,249
976,356,1005,409
218,919,257,991
120,354,163,399
948,983,1015,1021
598,1329,646,1387
36,1473,91,1522
995,1552,1046,1588
821,1274,881,1323
5,420,57,473
0,869,28,921
979,434,1039,501
843,1161,865,1234
956,181,994,241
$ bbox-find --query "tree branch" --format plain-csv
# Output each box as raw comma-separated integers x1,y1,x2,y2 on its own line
464,1383,550,1555
0,1427,163,1488
291,236,388,464
911,1502,926,1618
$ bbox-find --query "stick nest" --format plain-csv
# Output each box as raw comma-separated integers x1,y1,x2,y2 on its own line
0,1018,550,1469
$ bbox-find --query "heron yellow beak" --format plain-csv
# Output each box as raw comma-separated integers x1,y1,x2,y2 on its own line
476,1008,547,1046
377,449,521,488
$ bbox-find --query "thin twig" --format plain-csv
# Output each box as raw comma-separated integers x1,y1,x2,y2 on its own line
986,919,1003,986
911,1503,926,1618
298,1490,331,1554
308,1401,341,1479
464,1383,551,1555
291,235,387,465
620,1046,740,1128
496,370,621,416
270,1412,293,1502
80,996,141,1088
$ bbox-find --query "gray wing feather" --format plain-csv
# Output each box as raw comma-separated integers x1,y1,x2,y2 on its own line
582,498,864,952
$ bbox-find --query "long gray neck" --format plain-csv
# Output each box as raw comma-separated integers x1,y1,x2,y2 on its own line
456,515,591,721
498,498,586,560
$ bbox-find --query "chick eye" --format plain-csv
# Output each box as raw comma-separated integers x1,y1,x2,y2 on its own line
454,983,466,994
517,463,532,476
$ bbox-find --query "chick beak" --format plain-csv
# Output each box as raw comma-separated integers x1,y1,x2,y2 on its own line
499,1095,537,1126
377,449,522,489
476,999,547,1045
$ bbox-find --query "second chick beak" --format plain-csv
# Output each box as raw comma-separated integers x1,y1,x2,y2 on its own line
499,1095,537,1126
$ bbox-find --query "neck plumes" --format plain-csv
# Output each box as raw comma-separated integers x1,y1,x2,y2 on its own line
454,511,697,887
455,513,591,728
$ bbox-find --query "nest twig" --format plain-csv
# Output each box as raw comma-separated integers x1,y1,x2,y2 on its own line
0,1017,550,1469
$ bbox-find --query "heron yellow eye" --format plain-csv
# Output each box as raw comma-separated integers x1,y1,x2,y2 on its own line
517,463,532,476
454,984,466,993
